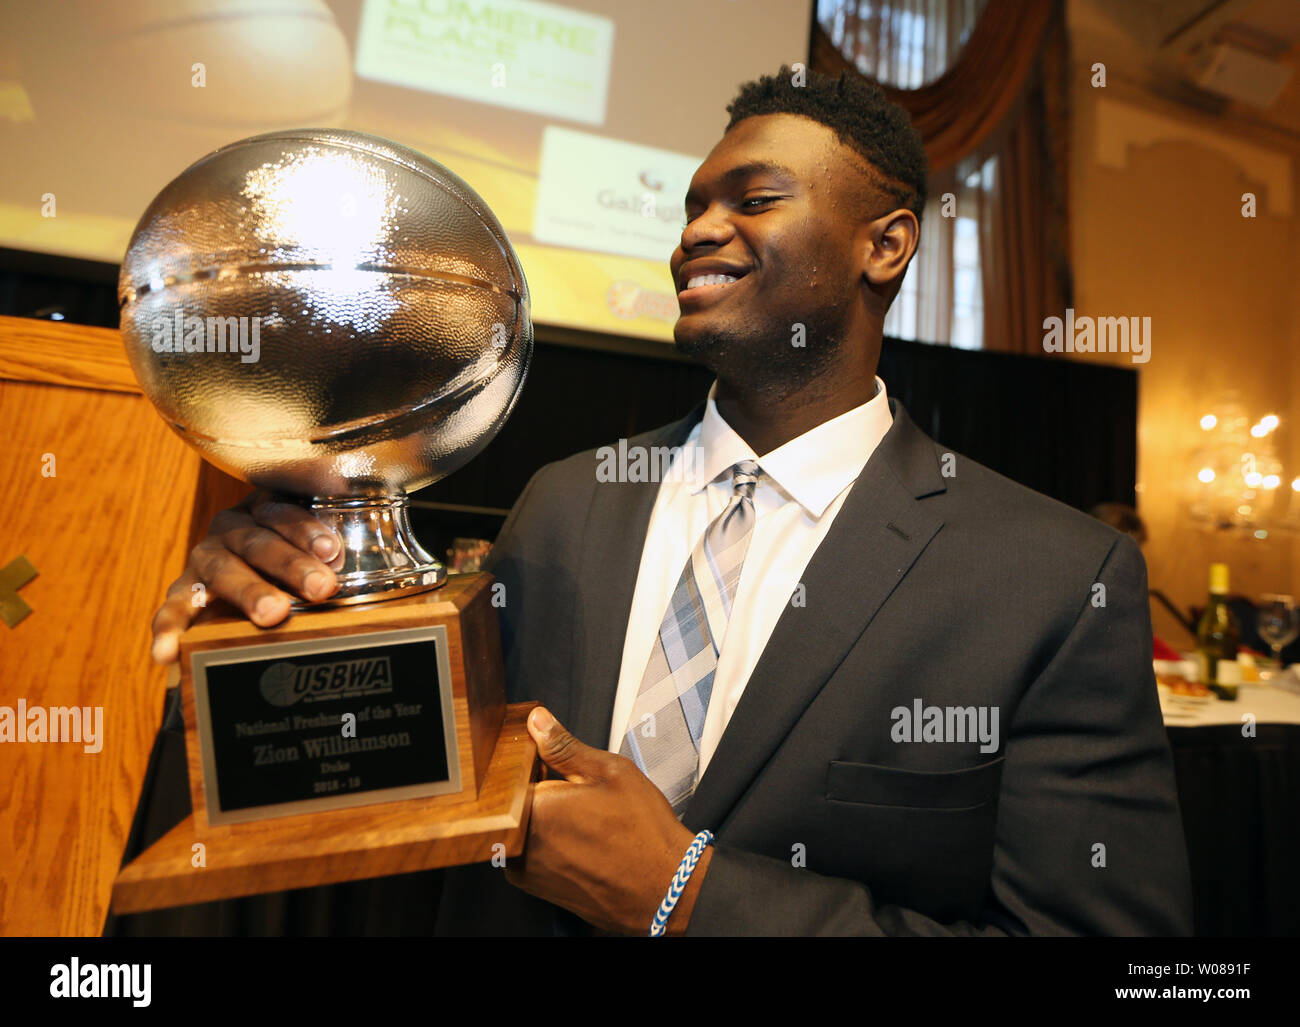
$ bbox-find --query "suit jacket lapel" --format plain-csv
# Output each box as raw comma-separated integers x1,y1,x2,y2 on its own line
568,401,707,748
683,398,948,830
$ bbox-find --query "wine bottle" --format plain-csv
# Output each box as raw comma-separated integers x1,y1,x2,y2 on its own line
1196,562,1240,700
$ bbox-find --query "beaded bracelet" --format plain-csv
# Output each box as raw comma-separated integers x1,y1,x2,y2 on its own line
649,829,714,937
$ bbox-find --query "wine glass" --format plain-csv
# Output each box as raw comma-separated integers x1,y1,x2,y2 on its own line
1257,594,1299,669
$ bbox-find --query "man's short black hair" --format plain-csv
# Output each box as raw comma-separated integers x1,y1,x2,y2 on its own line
725,64,929,221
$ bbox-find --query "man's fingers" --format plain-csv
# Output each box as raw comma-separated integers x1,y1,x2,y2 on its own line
150,570,204,665
527,707,607,783
248,494,342,564
210,520,339,606
148,494,346,665
187,535,299,623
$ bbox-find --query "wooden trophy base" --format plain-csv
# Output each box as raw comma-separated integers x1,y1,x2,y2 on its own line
111,573,540,914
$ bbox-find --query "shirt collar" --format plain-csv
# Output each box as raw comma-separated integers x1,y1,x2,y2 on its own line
686,376,894,518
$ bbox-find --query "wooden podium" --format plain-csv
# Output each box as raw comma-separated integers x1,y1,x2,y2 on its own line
0,313,241,935
0,314,535,931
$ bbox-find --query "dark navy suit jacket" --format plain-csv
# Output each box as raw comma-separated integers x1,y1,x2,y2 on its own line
434,397,1193,936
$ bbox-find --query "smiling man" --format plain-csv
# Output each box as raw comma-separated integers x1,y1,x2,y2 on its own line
151,66,1192,936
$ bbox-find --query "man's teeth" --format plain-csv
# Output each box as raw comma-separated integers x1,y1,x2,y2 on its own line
686,273,739,290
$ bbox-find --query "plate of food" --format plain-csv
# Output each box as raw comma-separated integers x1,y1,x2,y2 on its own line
1161,678,1215,705
1154,661,1215,707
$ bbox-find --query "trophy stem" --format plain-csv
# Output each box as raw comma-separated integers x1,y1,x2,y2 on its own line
297,495,446,606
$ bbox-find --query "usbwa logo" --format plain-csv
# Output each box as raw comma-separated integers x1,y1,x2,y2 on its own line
259,656,393,707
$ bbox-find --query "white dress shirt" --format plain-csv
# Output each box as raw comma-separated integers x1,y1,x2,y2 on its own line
606,375,895,776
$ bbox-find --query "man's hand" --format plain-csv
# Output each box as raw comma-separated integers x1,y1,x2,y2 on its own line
504,707,713,936
149,489,344,665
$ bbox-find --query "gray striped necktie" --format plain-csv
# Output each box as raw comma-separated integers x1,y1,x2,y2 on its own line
619,460,761,815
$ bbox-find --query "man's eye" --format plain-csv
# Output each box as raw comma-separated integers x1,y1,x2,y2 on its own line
683,196,780,224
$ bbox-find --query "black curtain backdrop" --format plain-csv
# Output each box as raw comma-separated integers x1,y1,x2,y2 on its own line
420,331,1138,524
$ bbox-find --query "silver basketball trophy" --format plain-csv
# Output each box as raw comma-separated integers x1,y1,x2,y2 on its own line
119,128,531,602
110,130,540,912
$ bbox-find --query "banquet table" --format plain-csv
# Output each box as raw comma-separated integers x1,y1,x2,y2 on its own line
1161,676,1300,936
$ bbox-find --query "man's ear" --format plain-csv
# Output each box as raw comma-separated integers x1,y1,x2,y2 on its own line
861,208,920,293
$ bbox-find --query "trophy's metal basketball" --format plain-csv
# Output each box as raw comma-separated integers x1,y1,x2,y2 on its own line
118,129,532,604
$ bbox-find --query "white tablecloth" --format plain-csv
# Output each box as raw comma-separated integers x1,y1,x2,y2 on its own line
1160,679,1300,727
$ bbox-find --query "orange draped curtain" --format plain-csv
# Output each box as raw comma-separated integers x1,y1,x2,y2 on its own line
812,0,1072,355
